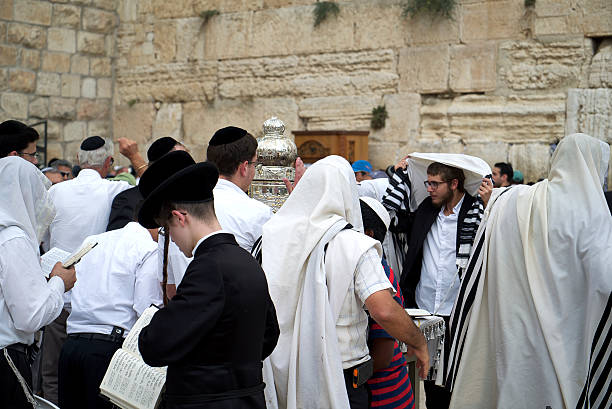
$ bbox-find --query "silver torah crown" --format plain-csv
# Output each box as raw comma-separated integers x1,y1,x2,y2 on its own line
249,117,298,212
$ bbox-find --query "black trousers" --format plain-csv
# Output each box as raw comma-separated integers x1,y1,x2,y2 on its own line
344,371,370,409
1,347,33,409
424,315,451,409
58,336,122,409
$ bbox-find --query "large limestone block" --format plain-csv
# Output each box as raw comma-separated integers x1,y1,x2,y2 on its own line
175,18,206,62
14,1,52,26
204,12,257,60
0,92,28,119
48,28,76,53
41,52,71,73
461,0,523,41
8,23,46,49
218,50,398,99
29,97,49,118
405,12,460,46
534,0,571,17
154,21,177,63
463,141,508,167
9,70,36,93
21,49,41,70
0,0,12,20
498,37,590,91
61,74,81,98
508,143,551,182
52,4,81,29
71,55,89,75
0,69,6,92
63,121,87,142
116,61,217,103
349,1,408,50
117,0,137,22
419,97,452,141
113,102,155,144
298,95,381,131
368,141,401,170
153,103,183,140
0,45,18,66
369,93,420,144
92,0,117,11
449,42,496,93
87,120,111,138
77,31,107,56
588,39,612,88
46,142,64,162
83,8,117,34
77,98,111,120
91,57,112,76
49,97,77,120
36,72,61,96
566,88,612,145
97,78,112,99
81,77,96,98
583,0,612,37
398,45,449,94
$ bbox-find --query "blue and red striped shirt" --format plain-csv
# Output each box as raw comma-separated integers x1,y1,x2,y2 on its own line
367,259,414,409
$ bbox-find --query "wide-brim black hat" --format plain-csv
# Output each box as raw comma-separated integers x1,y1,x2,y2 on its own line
138,151,219,229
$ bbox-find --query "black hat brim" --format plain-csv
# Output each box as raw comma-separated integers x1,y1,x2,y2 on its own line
138,162,218,229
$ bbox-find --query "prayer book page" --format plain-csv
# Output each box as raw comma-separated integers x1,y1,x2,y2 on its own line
40,241,98,278
100,306,166,409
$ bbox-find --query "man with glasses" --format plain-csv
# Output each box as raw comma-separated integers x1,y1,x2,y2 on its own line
48,159,74,180
0,120,40,166
384,161,492,409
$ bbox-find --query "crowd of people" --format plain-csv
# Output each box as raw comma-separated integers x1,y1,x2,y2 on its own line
0,118,610,409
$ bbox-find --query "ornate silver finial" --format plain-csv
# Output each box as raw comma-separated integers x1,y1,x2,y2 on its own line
248,117,297,212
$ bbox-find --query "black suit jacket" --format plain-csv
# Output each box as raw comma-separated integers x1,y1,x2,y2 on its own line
106,186,143,231
605,191,612,215
399,194,477,308
138,233,279,403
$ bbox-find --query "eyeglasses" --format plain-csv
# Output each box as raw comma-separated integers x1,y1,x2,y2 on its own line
18,151,39,160
424,180,449,190
59,171,71,178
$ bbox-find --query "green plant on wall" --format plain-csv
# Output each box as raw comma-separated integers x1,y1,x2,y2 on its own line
371,105,388,130
402,0,457,19
200,9,220,25
313,2,340,27
524,0,536,7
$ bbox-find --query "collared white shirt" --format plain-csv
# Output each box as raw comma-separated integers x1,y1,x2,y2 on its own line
416,194,465,316
67,222,162,336
0,226,64,347
329,237,394,369
46,169,131,253
213,179,273,253
157,233,192,286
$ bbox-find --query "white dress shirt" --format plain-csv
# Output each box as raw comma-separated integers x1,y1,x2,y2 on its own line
416,194,464,316
67,222,162,336
157,233,192,286
46,169,131,253
0,226,64,347
213,179,273,252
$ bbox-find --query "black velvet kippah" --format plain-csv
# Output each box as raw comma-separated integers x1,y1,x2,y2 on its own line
209,126,247,146
0,120,28,136
147,137,178,162
80,136,105,151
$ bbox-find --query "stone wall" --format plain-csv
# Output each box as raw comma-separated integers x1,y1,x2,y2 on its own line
0,0,117,163
2,1,611,184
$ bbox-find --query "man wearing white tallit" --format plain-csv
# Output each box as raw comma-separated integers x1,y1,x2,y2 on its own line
444,133,612,409
261,155,430,409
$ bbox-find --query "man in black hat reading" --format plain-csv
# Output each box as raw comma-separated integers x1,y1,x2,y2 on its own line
137,151,280,409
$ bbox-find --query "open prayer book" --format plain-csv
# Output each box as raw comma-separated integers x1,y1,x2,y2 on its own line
100,306,166,409
40,242,98,278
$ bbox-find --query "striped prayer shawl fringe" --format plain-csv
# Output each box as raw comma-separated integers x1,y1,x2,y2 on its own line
443,227,487,391
251,236,263,264
576,292,612,409
456,198,484,270
382,168,410,213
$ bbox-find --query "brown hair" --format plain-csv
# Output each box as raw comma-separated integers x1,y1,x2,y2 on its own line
206,133,257,176
427,162,465,192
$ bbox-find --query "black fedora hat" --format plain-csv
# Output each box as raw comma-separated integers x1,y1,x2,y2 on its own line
138,151,219,228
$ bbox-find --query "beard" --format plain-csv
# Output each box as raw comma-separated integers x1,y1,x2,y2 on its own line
431,188,453,208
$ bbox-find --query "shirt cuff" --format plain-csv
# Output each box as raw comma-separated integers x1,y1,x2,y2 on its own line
48,275,66,294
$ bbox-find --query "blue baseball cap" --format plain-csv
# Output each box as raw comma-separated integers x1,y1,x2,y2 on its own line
513,170,524,183
352,160,373,173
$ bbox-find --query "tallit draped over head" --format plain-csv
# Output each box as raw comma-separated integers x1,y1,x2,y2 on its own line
261,155,370,409
445,133,612,409
0,156,55,250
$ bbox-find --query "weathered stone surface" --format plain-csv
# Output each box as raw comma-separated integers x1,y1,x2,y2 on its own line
0,0,12,20
77,31,106,55
175,18,205,62
368,141,402,170
406,12,460,46
64,121,87,142
82,77,96,98
153,103,182,139
508,143,551,182
0,22,6,44
369,93,420,144
9,69,36,93
36,72,61,96
49,97,77,120
461,1,523,41
420,94,565,144
351,1,408,50
463,141,509,168
48,28,77,53
77,98,111,120
588,39,612,88
8,23,46,49
218,50,398,99
583,0,612,37
117,0,137,22
153,21,176,62
93,0,117,11
70,55,89,75
88,120,111,137
29,97,49,118
0,69,7,91
0,45,18,66
449,42,497,93
90,57,112,76
203,11,252,60
116,61,217,103
42,52,71,73
52,4,81,29
566,88,612,145
113,102,155,144
499,37,590,91
1,93,28,118
398,45,449,94
61,73,80,97
83,8,117,33
299,96,381,131
21,49,41,70
15,1,52,26
46,142,64,161
97,78,112,98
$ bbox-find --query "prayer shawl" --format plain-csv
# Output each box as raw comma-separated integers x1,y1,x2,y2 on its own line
382,153,491,274
445,134,612,409
261,155,381,409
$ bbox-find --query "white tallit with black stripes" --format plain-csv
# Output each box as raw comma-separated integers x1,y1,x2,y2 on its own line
445,133,612,409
